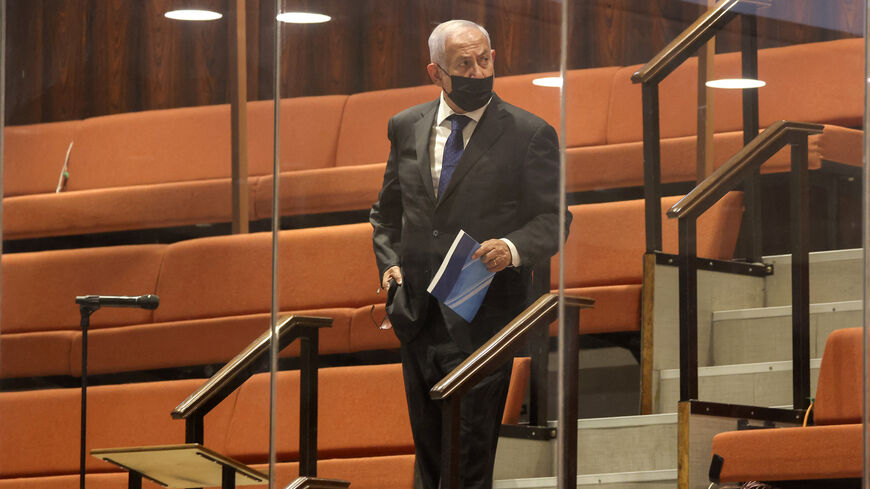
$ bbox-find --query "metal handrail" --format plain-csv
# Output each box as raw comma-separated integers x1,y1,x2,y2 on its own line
285,476,350,489
632,0,744,85
632,0,770,255
668,121,824,220
430,294,593,400
171,314,331,476
429,293,594,489
667,121,822,409
172,314,331,420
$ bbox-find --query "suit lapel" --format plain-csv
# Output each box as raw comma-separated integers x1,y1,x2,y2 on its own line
414,102,439,204
436,96,508,207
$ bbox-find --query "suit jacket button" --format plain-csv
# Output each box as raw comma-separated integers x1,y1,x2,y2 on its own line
432,230,439,237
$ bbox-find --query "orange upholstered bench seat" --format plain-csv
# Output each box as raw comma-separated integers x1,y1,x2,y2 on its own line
5,39,858,241
2,191,744,378
0,360,530,489
587,37,862,194
0,223,385,379
0,377,231,480
564,124,862,193
0,456,418,489
711,327,863,484
2,95,349,240
0,243,168,378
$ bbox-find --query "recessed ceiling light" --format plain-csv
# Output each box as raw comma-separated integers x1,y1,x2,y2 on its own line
706,78,766,89
532,77,563,88
277,12,331,24
164,9,223,21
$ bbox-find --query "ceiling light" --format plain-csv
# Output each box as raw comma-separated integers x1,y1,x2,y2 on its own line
705,78,766,89
532,77,563,88
277,12,331,24
164,9,223,21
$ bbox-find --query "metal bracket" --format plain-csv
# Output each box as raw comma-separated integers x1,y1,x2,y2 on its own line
499,424,557,440
736,418,776,430
655,251,773,277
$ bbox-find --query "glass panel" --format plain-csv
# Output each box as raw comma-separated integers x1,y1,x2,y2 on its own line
1,0,274,486
864,0,869,484
563,0,865,487
269,2,564,488
3,1,862,488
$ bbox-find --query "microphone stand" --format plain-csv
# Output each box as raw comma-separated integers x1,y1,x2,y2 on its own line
78,302,99,489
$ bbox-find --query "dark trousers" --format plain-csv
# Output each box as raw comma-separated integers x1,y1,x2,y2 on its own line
400,305,512,489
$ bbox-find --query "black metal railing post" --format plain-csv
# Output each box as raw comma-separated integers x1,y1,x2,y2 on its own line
299,329,319,477
528,265,551,426
557,308,580,486
185,415,204,444
677,217,699,401
790,136,811,410
440,398,462,489
642,83,664,253
222,464,236,489
741,12,763,262
128,471,142,489
78,304,98,489
527,321,549,426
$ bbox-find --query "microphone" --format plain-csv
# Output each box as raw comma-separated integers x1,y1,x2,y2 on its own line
75,294,160,310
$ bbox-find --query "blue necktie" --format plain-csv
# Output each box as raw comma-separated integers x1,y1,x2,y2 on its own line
438,114,472,198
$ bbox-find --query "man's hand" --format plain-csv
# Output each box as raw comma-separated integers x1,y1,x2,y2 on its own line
472,239,511,273
382,266,403,290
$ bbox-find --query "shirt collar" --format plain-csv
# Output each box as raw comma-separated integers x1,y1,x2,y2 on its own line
436,91,491,126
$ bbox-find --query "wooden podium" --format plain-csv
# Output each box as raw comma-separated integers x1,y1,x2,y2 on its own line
92,444,267,489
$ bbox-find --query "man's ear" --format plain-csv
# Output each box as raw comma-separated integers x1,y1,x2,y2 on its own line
427,63,442,87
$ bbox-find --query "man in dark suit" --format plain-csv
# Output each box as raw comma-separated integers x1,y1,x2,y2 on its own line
370,19,565,489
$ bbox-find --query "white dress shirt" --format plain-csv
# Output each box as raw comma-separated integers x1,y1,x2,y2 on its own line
429,92,521,267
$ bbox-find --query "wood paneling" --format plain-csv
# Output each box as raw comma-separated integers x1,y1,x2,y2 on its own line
4,0,862,125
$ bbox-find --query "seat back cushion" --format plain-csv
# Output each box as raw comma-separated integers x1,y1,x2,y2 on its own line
503,357,531,425
555,192,744,288
4,120,81,196
223,364,413,462
247,96,348,175
606,38,862,145
71,105,234,190
1,244,167,333
335,85,441,167
0,378,235,478
814,326,862,425
493,67,619,149
153,223,380,323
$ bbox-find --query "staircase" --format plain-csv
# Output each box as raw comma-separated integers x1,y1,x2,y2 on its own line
493,248,862,489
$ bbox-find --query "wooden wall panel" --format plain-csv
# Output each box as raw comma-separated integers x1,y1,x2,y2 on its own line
3,0,861,125
5,0,45,124
485,0,561,75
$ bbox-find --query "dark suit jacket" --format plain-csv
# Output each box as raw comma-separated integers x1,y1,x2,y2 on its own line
370,93,566,352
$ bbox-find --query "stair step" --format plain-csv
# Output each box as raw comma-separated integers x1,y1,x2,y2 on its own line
655,359,822,413
495,415,677,479
494,469,677,488
711,300,861,365
576,414,677,475
651,248,859,406
763,249,862,306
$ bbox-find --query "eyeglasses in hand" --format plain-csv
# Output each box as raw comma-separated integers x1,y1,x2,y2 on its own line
371,287,393,330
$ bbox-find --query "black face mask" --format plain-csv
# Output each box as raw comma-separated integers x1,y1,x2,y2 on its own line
438,65,493,112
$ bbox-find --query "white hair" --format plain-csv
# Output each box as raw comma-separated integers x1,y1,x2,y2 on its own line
428,20,491,66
